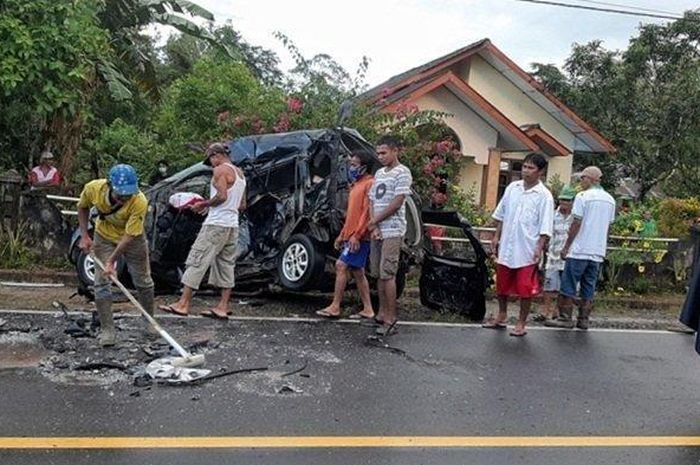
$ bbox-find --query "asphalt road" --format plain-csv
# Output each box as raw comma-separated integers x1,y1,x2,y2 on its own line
1,311,699,464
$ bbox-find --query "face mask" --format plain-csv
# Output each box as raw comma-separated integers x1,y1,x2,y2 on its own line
158,166,167,175
348,166,365,183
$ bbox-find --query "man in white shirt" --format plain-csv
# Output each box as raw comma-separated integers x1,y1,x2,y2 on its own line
546,166,615,330
483,153,554,337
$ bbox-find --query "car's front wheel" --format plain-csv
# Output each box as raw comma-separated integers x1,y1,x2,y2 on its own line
277,234,324,291
76,249,96,289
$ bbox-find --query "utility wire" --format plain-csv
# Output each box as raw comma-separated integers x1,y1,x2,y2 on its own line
514,0,687,20
574,0,685,16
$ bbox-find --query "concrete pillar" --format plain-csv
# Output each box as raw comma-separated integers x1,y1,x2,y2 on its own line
483,148,501,209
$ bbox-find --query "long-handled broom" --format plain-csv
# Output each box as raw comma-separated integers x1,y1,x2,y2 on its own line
91,254,205,368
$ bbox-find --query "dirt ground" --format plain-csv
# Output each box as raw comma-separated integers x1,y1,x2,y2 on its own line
0,283,688,331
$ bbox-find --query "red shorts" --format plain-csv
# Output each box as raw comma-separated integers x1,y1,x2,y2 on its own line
496,264,541,298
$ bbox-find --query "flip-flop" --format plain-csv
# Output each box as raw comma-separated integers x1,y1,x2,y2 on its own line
159,304,188,317
482,321,507,330
348,313,374,320
360,317,384,327
509,329,528,337
200,309,228,320
376,320,398,336
315,309,341,320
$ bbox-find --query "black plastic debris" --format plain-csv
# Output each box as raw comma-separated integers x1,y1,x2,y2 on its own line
133,374,153,387
74,361,127,371
281,361,307,378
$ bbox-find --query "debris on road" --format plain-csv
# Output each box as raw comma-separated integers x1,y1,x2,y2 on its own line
281,361,308,377
278,384,303,394
74,361,128,371
145,356,211,383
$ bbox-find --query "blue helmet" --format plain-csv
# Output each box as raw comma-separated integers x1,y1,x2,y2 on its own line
108,164,139,196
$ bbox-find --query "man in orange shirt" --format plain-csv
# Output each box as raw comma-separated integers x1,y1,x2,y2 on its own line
316,152,374,319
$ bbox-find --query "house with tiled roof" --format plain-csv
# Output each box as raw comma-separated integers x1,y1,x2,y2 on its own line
360,39,615,208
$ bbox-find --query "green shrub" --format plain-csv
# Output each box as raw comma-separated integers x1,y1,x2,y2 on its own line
0,222,37,269
656,198,700,238
446,184,491,227
629,275,654,295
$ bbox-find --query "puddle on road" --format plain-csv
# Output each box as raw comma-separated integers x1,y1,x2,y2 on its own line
0,332,48,369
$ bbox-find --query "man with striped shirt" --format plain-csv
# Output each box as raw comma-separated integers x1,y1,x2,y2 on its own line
368,135,413,337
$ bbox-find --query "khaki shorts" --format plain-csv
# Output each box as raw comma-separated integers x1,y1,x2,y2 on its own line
181,225,238,290
370,236,403,280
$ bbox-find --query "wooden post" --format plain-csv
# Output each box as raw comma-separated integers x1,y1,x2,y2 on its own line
484,148,501,209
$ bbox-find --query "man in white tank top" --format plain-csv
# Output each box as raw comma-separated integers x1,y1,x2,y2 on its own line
160,143,246,319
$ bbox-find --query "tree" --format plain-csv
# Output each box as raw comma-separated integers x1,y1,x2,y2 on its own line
531,11,700,199
153,58,285,168
0,0,110,174
158,23,283,87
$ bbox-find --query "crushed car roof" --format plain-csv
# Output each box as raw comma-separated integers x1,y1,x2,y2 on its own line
225,128,372,164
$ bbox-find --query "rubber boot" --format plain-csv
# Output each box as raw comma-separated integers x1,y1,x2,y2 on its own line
576,300,592,330
96,299,116,347
544,296,575,329
137,287,158,337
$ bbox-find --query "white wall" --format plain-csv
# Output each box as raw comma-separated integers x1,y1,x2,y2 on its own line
459,159,484,203
547,154,573,185
468,56,577,151
414,87,498,165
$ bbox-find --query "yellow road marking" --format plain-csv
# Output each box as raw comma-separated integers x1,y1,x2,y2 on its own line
1,437,700,449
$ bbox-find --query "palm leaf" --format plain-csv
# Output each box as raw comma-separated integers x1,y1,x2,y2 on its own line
97,60,133,101
138,0,215,20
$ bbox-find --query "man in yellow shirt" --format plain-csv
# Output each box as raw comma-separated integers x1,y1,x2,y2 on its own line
77,164,154,347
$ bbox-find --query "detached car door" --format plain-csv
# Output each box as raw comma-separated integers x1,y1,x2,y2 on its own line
419,210,489,321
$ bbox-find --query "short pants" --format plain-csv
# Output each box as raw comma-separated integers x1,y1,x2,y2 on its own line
370,237,402,280
338,241,370,269
496,263,541,298
560,258,601,301
543,268,563,292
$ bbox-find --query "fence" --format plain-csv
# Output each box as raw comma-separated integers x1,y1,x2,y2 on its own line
425,223,694,291
46,194,79,216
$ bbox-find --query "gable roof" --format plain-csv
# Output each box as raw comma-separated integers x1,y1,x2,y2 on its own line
382,71,540,155
361,39,615,154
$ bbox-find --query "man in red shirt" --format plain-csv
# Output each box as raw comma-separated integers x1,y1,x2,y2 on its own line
28,151,61,189
316,152,374,319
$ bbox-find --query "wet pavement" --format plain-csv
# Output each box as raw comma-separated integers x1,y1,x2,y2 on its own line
1,310,699,464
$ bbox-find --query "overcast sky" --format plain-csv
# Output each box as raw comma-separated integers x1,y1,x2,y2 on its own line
177,0,699,86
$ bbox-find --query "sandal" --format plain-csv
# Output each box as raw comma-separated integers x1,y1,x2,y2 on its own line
348,312,375,320
482,319,507,329
159,304,188,317
360,317,384,327
200,309,229,320
376,320,398,336
315,309,341,320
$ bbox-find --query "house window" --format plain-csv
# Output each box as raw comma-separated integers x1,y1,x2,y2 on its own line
498,160,522,201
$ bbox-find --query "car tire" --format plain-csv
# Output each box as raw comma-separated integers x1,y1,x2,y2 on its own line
76,249,96,289
278,234,324,291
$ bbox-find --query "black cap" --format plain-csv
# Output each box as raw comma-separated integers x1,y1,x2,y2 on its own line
203,143,229,166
